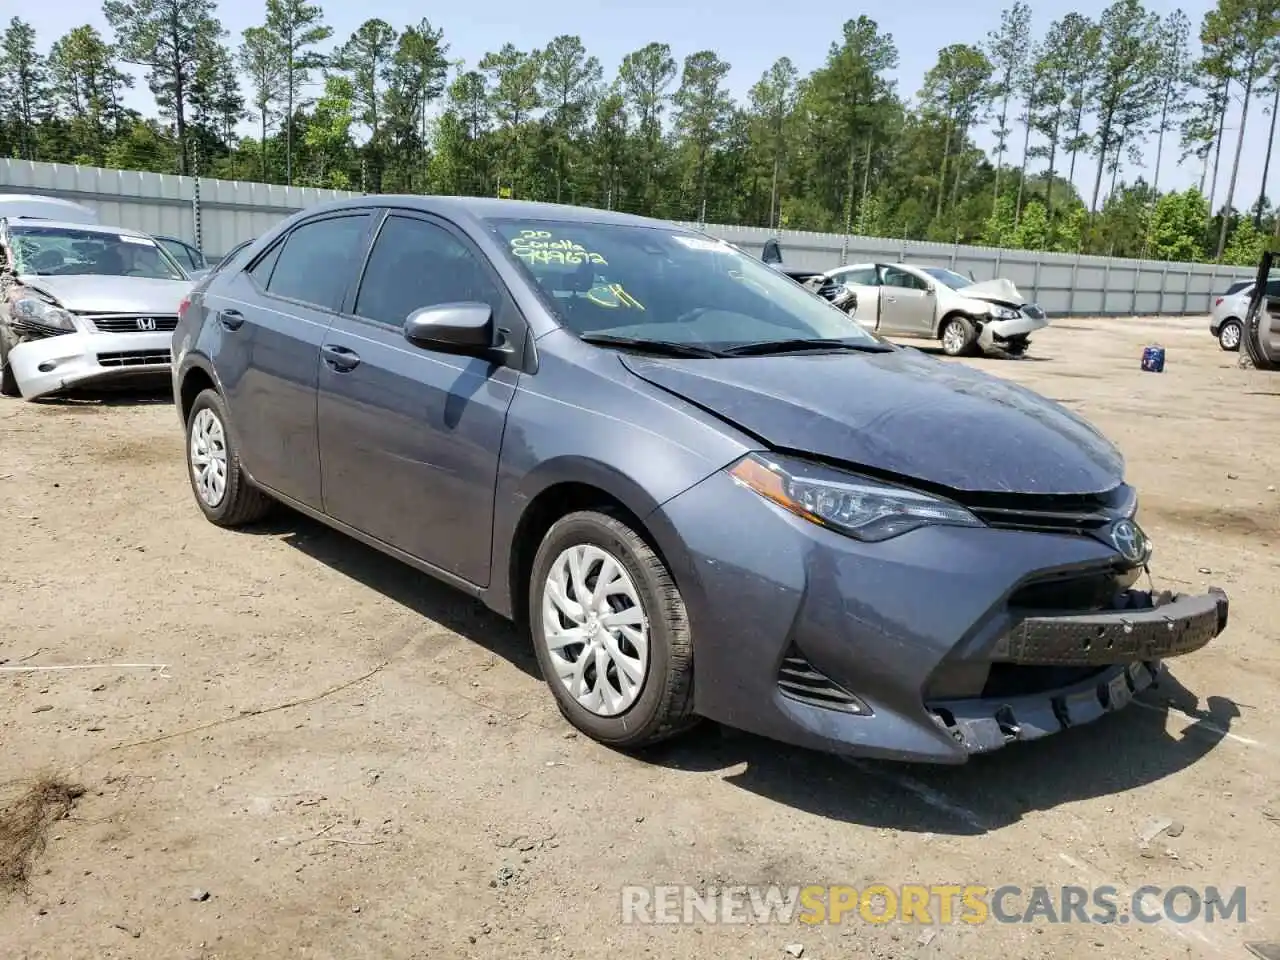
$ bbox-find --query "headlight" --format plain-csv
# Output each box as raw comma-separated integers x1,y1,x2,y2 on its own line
988,305,1021,321
727,453,984,542
12,297,77,332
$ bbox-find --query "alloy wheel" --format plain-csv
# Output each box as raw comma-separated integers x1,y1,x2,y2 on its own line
943,320,967,355
540,544,650,716
189,407,229,508
1220,322,1241,350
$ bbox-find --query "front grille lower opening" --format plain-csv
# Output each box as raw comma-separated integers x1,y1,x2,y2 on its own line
980,664,1109,699
776,646,869,715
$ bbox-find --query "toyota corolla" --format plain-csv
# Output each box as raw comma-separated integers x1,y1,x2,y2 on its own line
170,196,1228,763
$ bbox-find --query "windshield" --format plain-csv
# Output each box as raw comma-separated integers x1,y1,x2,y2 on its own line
920,267,973,290
8,225,186,280
488,219,880,350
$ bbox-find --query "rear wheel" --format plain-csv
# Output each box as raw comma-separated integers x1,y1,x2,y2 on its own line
941,315,978,357
185,388,273,527
528,509,697,749
1218,320,1242,351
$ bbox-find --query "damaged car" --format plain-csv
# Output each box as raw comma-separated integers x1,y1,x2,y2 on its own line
173,196,1227,764
0,217,193,399
824,261,1049,357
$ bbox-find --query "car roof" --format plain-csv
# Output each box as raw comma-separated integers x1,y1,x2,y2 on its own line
0,193,99,224
295,194,684,231
5,218,156,239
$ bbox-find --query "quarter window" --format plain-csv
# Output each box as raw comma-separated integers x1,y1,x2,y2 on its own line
354,215,500,327
264,214,372,312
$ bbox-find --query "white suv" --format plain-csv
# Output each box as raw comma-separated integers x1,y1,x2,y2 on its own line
1210,277,1280,351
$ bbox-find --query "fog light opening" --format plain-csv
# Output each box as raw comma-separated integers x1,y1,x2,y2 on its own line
37,361,56,373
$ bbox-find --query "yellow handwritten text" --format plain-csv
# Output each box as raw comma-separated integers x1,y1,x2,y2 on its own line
511,229,608,266
586,284,645,310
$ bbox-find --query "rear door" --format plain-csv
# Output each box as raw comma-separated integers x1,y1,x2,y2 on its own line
210,210,376,510
877,264,936,337
315,210,522,587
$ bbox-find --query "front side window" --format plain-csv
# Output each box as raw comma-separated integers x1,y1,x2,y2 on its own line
355,215,500,326
920,266,973,290
8,226,186,280
881,266,928,291
157,237,199,269
487,218,879,349
265,214,372,311
837,266,879,286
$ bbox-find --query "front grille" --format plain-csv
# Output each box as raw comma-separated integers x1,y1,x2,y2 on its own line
961,484,1137,536
777,647,867,714
83,314,178,333
97,349,172,368
11,318,71,340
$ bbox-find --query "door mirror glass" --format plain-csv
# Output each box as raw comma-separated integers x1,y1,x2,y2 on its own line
403,302,494,353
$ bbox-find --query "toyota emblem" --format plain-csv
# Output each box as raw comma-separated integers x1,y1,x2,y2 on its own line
135,317,157,331
1109,518,1148,564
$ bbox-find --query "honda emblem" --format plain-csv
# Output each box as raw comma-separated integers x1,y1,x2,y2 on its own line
135,317,157,331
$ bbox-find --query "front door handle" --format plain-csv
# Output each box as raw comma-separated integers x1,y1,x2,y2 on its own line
321,343,361,372
884,296,897,303
217,308,244,330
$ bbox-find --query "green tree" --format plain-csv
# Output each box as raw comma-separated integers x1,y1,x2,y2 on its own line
673,50,733,220
1145,186,1209,260
618,42,677,214
746,57,800,229
1086,0,1162,214
238,26,286,179
984,2,1031,213
1223,215,1266,265
1,18,50,160
479,43,543,198
1149,10,1192,194
103,0,225,173
539,35,601,203
919,43,992,223
383,19,449,192
263,0,332,184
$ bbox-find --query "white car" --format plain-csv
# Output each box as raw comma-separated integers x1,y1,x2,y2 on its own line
823,261,1050,357
1209,278,1279,351
1,217,193,400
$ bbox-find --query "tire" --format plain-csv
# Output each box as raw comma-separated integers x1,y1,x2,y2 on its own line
1218,320,1242,352
528,509,697,749
0,332,20,397
940,315,978,357
184,388,273,527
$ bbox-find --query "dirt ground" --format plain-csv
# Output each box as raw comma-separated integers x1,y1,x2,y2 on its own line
1,315,1277,960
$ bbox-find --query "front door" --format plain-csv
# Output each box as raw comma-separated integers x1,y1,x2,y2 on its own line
877,264,936,337
316,211,520,587
829,265,881,330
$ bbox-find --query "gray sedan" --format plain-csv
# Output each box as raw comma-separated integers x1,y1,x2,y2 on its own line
171,196,1229,764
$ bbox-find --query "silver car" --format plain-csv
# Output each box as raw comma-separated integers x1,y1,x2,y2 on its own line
0,218,193,399
1209,278,1279,351
823,261,1049,358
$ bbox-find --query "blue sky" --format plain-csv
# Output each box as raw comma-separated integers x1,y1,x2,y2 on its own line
23,0,1277,211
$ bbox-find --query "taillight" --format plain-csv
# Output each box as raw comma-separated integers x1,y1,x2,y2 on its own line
1214,297,1223,307
178,296,191,318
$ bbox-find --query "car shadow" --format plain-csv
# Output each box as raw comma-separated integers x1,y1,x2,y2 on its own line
223,506,1233,835
636,669,1237,836
912,344,1054,363
30,382,174,407
242,507,539,679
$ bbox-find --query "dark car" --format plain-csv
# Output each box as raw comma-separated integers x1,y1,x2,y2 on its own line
171,196,1229,764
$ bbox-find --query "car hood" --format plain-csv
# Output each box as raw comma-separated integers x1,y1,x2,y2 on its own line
620,349,1123,495
958,277,1026,307
19,274,193,313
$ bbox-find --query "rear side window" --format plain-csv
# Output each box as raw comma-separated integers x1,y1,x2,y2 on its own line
1225,281,1251,296
263,214,372,312
354,215,501,326
1266,279,1280,297
840,266,879,286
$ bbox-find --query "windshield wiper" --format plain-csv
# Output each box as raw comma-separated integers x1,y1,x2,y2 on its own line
720,337,894,357
578,333,724,358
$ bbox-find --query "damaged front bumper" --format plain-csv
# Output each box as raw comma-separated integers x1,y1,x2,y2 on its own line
929,588,1229,755
7,330,174,399
977,313,1049,353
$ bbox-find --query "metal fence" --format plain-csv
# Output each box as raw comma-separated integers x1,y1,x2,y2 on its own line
1,158,1254,316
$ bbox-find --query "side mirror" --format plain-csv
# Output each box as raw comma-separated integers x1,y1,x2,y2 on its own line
924,284,936,295
403,301,494,354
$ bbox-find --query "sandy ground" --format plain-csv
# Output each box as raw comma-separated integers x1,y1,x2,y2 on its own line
1,315,1278,960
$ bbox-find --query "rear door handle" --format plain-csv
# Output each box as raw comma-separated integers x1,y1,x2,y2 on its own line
217,308,244,330
321,343,361,372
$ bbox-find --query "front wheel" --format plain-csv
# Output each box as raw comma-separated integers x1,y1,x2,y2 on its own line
528,509,697,749
941,316,978,357
1218,320,1242,352
0,331,21,397
184,388,273,527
